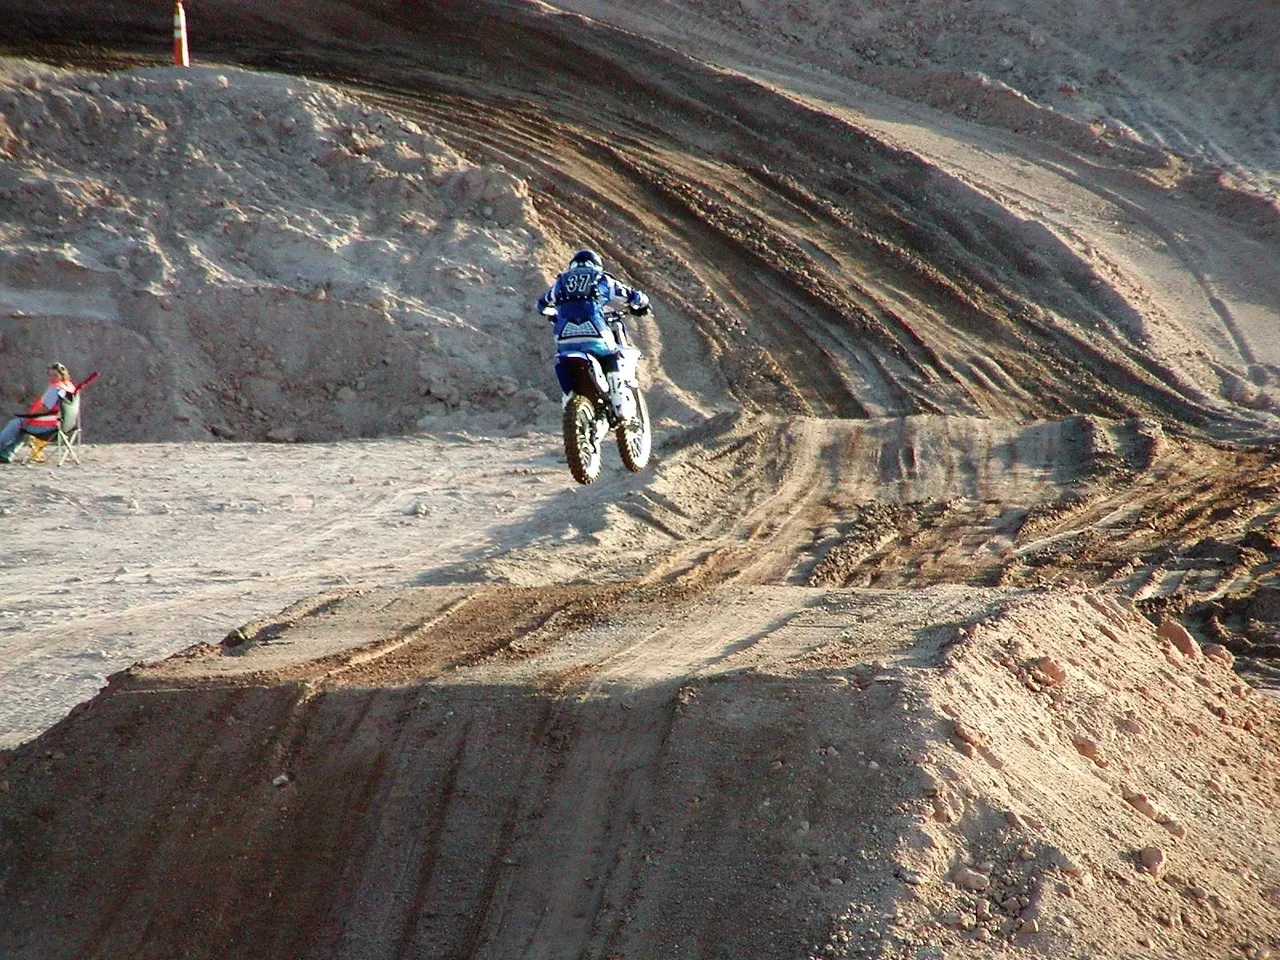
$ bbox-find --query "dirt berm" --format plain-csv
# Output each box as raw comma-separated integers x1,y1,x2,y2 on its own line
3,582,1278,959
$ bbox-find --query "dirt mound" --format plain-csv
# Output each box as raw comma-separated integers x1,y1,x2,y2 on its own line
554,0,1280,198
5,2,1280,443
1,584,1276,958
898,593,1280,958
0,60,558,441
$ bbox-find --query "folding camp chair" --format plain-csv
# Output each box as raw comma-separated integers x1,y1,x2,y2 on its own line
50,390,82,465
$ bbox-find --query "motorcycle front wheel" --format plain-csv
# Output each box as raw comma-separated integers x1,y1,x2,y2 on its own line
616,386,651,472
564,393,604,485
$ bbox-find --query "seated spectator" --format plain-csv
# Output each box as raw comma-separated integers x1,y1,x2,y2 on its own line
0,362,77,463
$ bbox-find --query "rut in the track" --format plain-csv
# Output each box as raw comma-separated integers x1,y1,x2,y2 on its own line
331,30,1247,436
433,411,1280,631
3,0,1275,439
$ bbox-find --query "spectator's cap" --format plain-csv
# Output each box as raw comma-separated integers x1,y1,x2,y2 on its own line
49,362,69,377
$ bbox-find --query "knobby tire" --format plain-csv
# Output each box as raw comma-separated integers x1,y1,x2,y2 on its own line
616,386,651,473
564,394,603,485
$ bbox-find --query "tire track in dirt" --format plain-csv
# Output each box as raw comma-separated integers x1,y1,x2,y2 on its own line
639,418,839,589
1031,155,1267,370
365,89,869,418
70,692,292,958
309,30,1261,436
5,2,1278,437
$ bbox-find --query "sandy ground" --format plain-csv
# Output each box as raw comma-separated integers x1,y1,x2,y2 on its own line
0,429,581,748
1,1,1279,958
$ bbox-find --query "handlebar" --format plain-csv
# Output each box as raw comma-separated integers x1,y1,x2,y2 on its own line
543,307,649,320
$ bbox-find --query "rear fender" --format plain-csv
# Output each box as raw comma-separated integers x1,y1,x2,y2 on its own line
555,352,609,399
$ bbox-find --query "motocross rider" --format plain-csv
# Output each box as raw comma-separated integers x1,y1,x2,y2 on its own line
537,249,651,418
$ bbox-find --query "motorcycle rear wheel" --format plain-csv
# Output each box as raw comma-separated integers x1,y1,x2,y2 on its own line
616,386,651,472
564,394,604,485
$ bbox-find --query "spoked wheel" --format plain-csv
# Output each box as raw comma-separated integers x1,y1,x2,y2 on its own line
616,386,651,472
564,393,604,485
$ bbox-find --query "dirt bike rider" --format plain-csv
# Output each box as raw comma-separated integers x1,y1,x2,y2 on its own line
537,249,651,419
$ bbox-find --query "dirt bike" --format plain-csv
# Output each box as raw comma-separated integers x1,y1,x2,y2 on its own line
553,308,652,485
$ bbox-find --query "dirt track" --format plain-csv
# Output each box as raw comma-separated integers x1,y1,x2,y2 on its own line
2,2,1280,958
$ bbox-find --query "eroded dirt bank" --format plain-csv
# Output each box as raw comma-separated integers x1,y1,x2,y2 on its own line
3,585,1278,959
4,1,1280,442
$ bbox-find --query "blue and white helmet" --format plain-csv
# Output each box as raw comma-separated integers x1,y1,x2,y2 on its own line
569,249,603,271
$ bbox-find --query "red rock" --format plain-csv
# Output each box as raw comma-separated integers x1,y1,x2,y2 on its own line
1204,643,1234,667
953,720,982,747
1138,845,1167,876
953,866,991,892
1158,618,1200,658
1122,788,1160,821
1030,656,1067,686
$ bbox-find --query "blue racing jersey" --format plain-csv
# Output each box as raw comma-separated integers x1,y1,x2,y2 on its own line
536,265,649,328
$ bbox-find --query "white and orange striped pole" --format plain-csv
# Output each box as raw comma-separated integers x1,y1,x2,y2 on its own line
173,0,190,67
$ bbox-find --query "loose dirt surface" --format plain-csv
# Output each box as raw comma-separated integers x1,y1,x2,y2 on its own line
1,2,1279,959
